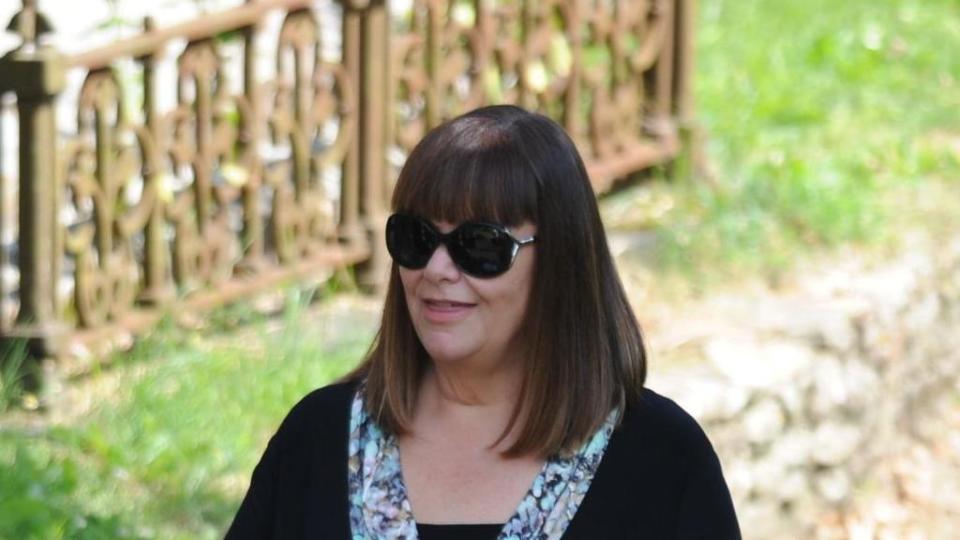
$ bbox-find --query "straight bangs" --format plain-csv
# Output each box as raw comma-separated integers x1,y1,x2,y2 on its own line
391,117,539,227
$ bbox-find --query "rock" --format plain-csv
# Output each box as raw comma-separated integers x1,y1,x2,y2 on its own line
647,369,750,423
777,469,810,502
768,430,814,468
846,517,877,540
810,356,850,416
706,337,811,390
777,384,806,423
735,499,783,540
851,260,919,325
744,398,786,444
812,422,863,465
843,358,880,409
903,292,940,334
777,300,864,353
725,462,754,499
750,455,791,499
871,498,911,527
814,467,852,503
860,322,905,364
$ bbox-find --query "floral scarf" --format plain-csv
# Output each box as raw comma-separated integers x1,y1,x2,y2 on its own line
347,384,618,539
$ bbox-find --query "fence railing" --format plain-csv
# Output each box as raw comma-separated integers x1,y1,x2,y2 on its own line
0,0,694,363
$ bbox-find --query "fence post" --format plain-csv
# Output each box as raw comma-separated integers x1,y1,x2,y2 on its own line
354,0,390,291
672,0,706,181
649,0,676,137
0,0,66,357
340,1,364,249
673,0,696,133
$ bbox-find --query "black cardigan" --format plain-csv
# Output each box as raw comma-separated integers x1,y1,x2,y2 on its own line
226,381,741,539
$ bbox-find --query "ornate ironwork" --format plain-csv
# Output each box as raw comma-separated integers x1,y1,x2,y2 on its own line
64,69,156,327
266,8,356,265
0,0,693,362
163,38,244,289
391,0,681,188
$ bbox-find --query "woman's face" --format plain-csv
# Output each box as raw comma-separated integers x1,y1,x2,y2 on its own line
399,219,537,372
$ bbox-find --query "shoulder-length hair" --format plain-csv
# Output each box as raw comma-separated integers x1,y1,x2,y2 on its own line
348,104,646,457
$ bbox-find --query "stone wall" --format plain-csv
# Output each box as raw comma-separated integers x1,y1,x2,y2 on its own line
644,235,960,539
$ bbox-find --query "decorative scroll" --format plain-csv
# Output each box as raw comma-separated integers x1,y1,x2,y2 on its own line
52,2,360,331
391,0,674,176
265,8,356,264
64,70,157,327
163,39,245,290
583,0,672,159
1,0,689,353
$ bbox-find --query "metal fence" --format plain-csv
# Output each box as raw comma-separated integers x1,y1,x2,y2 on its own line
0,0,694,363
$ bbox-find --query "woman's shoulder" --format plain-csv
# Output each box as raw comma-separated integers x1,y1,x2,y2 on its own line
227,380,359,537
271,378,360,441
572,387,740,537
293,378,360,411
625,388,707,437
613,387,718,462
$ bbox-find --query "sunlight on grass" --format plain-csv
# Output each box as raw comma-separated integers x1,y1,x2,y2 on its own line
0,305,372,539
623,0,960,291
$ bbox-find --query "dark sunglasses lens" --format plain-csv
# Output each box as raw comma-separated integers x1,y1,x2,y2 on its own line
386,215,436,268
450,224,516,277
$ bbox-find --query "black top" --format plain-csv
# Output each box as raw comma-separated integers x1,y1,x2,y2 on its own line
417,523,503,540
226,381,741,539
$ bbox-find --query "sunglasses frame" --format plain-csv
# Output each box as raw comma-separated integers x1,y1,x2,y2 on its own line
386,213,536,278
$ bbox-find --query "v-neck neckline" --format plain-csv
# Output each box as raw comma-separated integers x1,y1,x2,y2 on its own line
347,386,619,539
390,432,552,530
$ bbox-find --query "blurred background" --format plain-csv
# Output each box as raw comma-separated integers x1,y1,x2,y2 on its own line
0,0,958,538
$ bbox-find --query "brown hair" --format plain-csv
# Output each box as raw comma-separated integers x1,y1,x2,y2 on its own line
348,105,646,457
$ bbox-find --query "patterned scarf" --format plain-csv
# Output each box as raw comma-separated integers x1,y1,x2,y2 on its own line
347,384,618,540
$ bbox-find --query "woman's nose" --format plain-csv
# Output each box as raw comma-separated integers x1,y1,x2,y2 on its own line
422,244,461,282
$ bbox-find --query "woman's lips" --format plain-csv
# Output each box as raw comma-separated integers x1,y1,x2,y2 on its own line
421,299,476,323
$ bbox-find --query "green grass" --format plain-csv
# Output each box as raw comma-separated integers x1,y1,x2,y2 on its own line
604,0,960,292
0,302,372,539
0,340,31,413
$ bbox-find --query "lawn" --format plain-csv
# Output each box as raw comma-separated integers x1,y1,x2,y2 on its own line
0,297,374,539
604,0,960,292
2,0,960,537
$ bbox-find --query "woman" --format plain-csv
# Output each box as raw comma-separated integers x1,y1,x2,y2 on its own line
227,105,740,539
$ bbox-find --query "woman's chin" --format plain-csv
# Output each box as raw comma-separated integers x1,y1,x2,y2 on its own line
423,346,473,366
416,328,475,363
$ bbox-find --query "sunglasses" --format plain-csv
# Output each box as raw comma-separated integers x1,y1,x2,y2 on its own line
385,213,536,278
